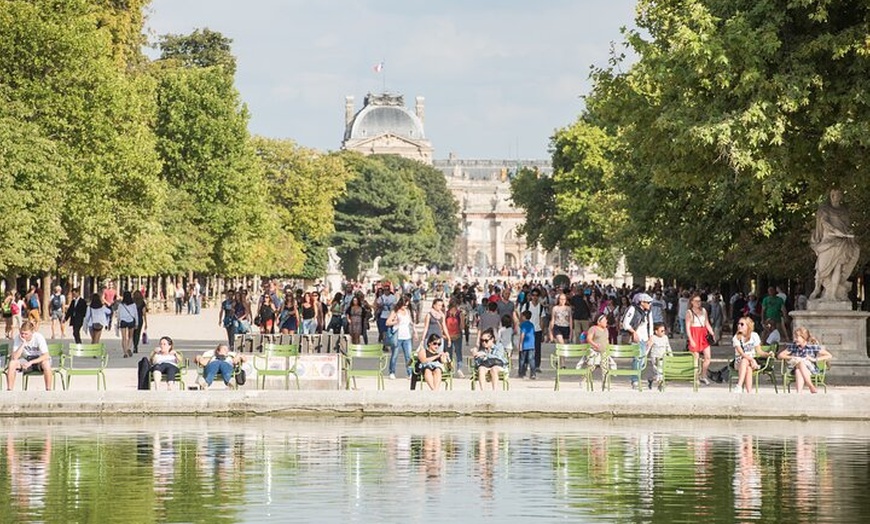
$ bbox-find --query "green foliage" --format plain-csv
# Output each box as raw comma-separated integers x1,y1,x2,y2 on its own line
253,137,353,278
371,154,461,268
153,64,269,275
535,0,870,281
0,0,167,276
0,97,65,273
158,28,237,76
332,153,440,277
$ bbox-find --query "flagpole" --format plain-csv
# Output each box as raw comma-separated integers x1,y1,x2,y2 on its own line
382,58,386,93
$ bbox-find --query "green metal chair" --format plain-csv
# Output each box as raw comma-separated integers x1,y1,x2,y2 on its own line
343,344,387,390
0,342,9,389
62,343,108,390
254,343,300,390
408,353,454,390
602,343,645,391
550,343,594,391
150,351,187,390
466,354,508,391
782,357,828,393
195,353,240,390
728,345,778,393
660,353,699,392
23,342,65,390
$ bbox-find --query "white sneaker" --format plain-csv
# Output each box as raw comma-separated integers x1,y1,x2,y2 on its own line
732,387,742,394
196,376,207,390
456,369,465,379
389,373,396,380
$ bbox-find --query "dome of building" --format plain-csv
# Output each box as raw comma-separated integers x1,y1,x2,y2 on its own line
344,93,426,141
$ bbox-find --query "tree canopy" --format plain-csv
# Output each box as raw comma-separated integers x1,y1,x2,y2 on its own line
513,0,870,283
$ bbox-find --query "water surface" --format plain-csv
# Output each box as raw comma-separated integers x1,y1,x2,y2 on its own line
1,418,868,523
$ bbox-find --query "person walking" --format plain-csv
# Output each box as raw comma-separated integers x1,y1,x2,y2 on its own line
117,291,139,358
84,294,111,344
132,290,148,354
64,289,88,344
686,293,716,385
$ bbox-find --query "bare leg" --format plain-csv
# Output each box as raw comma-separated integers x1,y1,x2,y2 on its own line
701,347,711,380
431,368,442,391
43,365,53,390
477,367,486,390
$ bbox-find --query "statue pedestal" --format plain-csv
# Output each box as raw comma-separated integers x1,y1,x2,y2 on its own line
790,307,870,384
325,271,343,297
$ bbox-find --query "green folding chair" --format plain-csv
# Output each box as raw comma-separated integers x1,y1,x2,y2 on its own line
602,343,645,391
23,342,65,390
343,344,388,390
62,343,108,390
253,343,300,390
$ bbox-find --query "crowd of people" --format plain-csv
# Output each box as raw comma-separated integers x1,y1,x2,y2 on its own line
2,276,829,394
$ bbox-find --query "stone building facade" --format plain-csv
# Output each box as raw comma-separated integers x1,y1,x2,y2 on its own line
342,92,553,274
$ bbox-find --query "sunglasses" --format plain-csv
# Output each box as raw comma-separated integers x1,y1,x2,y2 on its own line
481,337,493,343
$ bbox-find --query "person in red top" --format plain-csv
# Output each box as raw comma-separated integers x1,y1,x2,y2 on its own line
445,299,466,378
102,282,117,330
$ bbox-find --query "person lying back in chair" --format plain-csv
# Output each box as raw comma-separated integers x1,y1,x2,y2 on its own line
195,344,247,389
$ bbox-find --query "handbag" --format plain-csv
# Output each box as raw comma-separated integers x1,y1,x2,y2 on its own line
141,331,149,345
705,333,715,345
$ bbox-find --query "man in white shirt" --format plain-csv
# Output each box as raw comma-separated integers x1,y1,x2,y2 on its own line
622,293,653,389
5,321,52,390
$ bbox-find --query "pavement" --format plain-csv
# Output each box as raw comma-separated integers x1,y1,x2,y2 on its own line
3,307,869,420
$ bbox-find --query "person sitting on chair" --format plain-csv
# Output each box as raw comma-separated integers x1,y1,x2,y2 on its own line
5,321,52,390
777,326,831,394
195,343,246,389
416,333,450,391
471,327,509,391
150,336,181,390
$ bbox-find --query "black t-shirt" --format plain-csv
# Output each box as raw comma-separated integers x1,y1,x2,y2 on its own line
570,295,590,320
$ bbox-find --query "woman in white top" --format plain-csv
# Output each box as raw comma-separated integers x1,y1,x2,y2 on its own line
117,290,139,358
732,316,761,393
548,293,573,344
83,293,111,344
150,336,181,390
386,298,416,379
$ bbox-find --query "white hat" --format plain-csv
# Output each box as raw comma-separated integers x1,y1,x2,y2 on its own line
634,293,653,303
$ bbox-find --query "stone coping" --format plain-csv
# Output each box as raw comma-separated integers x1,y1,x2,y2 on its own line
1,389,869,421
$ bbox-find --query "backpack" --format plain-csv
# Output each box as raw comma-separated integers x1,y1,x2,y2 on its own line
29,294,39,309
625,305,646,331
50,294,62,311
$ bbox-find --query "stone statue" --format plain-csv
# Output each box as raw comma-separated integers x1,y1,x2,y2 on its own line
810,189,860,302
326,247,341,273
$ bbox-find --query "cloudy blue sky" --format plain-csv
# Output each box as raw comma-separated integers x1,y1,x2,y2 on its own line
145,0,638,159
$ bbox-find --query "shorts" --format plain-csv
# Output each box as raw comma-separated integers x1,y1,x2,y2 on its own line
553,325,570,340
17,357,50,372
120,320,136,329
50,309,64,321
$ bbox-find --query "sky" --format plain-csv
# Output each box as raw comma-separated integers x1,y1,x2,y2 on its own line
145,0,639,160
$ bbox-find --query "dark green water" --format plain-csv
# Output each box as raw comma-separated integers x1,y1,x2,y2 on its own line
1,418,868,523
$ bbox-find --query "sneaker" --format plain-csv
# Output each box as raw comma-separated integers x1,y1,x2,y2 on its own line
631,381,638,390
196,376,207,390
700,377,710,386
530,374,537,380
389,373,396,380
456,369,465,379
647,379,654,390
732,387,742,394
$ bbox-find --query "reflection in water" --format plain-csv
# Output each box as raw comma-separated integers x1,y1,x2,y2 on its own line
0,419,869,522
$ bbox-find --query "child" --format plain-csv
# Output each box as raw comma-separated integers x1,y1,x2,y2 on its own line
647,322,673,390
518,310,536,379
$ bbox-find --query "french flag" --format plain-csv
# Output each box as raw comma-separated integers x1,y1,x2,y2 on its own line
373,62,384,73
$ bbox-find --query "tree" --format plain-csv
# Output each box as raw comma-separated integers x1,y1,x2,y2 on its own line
532,0,870,282
0,0,168,277
158,28,237,76
0,95,65,274
252,137,353,278
372,154,461,268
332,153,439,277
153,63,268,275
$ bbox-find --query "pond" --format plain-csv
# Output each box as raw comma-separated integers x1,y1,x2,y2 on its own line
1,418,868,523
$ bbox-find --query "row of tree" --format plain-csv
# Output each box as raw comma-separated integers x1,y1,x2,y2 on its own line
512,0,869,284
0,0,458,285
